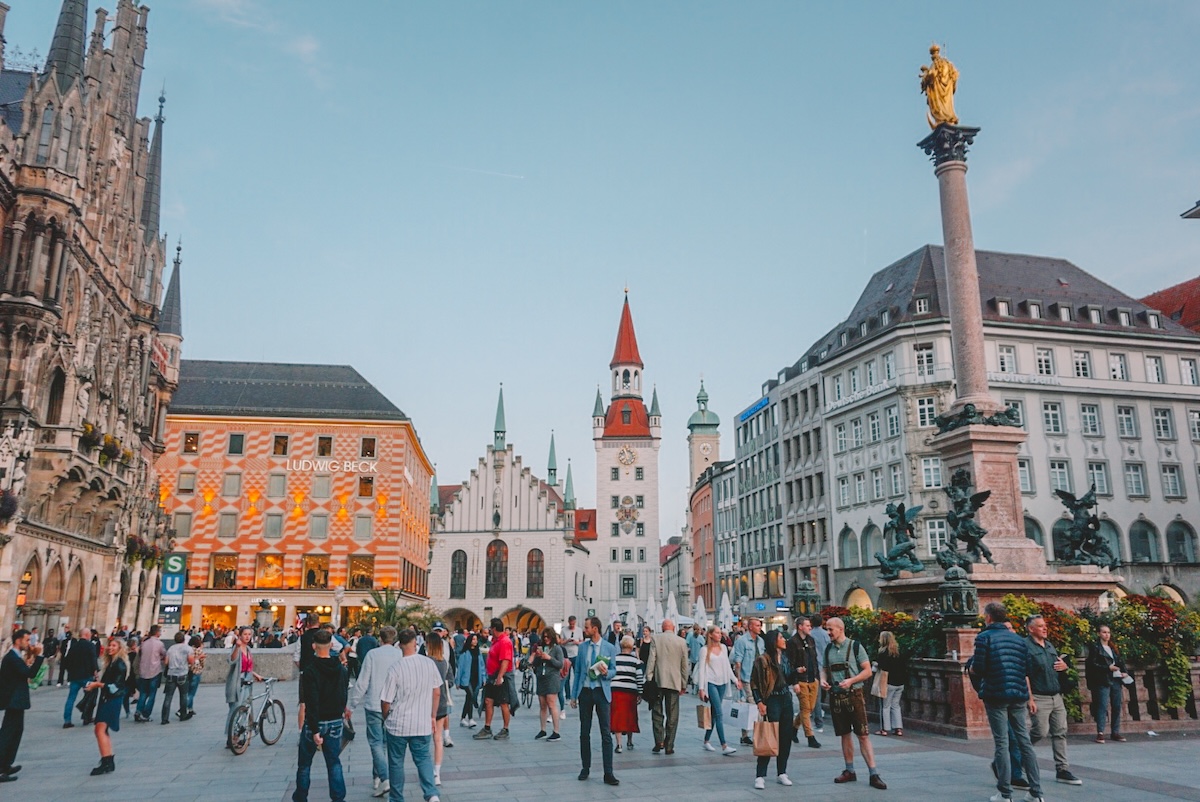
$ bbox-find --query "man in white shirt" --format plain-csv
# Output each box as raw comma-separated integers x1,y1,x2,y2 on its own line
562,616,583,701
350,626,402,798
380,630,441,802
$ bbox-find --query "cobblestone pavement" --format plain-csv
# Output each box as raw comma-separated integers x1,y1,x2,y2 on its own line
11,683,1200,801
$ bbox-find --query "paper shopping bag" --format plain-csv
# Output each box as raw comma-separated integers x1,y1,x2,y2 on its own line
870,669,889,698
753,720,779,757
696,703,712,729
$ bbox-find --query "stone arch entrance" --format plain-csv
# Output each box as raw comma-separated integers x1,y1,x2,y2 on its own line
442,607,481,632
65,567,85,628
86,575,100,628
501,606,545,633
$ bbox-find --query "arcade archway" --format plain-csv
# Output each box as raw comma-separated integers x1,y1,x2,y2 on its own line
442,607,482,633
501,606,545,633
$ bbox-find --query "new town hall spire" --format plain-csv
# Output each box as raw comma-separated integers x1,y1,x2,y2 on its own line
44,0,88,93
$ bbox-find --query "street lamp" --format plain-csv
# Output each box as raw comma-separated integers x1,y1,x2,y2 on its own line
937,566,979,627
791,578,821,619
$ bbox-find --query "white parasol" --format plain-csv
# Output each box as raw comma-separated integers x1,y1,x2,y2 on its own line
719,592,734,633
665,591,679,624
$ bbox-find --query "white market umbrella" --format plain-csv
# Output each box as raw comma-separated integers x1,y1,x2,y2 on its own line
694,597,708,628
627,598,640,630
719,592,734,633
654,600,664,630
609,600,622,625
645,595,658,632
666,591,679,624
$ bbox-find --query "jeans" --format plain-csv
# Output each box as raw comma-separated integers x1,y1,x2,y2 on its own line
650,688,680,750
64,679,87,723
136,674,162,719
385,732,436,802
293,720,345,802
1031,693,1070,771
1093,683,1123,736
986,702,1042,798
461,683,480,721
565,658,577,699
186,673,202,712
756,694,795,778
577,687,613,776
364,710,388,782
880,684,904,731
704,683,728,746
813,680,826,726
160,675,189,722
794,680,818,737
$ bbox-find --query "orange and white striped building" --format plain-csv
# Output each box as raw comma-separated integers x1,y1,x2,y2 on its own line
158,360,433,632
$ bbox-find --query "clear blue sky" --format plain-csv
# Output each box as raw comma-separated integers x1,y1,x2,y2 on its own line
9,2,1199,539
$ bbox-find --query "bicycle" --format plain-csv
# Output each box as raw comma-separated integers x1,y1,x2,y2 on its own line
519,665,535,709
227,677,286,755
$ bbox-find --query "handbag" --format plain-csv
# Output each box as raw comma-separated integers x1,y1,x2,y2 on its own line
643,678,660,706
696,703,712,729
752,719,779,757
870,669,888,698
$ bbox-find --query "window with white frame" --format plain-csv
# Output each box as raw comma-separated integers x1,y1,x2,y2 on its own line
921,457,942,488
998,345,1017,374
1124,463,1147,496
1148,313,1161,329
1109,353,1129,381
914,343,934,377
835,424,847,453
885,405,900,437
1080,403,1101,436
868,412,881,442
872,469,884,499
1029,302,1042,319
889,464,903,496
1048,460,1071,493
926,519,948,555
915,297,930,314
859,321,867,337
866,360,877,386
218,512,238,539
1005,399,1025,427
1190,410,1200,441
1073,350,1092,378
1036,348,1055,376
854,473,866,504
1116,406,1138,438
1162,464,1184,497
997,299,1011,316
1088,308,1102,324
849,368,860,393
1087,461,1110,495
918,397,938,427
1058,305,1072,321
851,418,863,447
833,375,843,401
1153,408,1175,440
883,352,895,381
1017,459,1033,493
881,310,891,326
1146,355,1165,383
837,477,849,507
1118,310,1131,326
221,472,241,497
1182,359,1199,386
1042,401,1063,434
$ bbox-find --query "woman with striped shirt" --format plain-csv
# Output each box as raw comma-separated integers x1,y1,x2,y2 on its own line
610,636,644,754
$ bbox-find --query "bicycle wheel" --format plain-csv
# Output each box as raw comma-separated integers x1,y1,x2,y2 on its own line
520,677,534,709
258,699,286,745
228,703,253,755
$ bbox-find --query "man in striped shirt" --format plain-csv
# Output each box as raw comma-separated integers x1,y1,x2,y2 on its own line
380,630,442,802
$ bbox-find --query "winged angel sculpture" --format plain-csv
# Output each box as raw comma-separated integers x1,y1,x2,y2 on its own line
937,469,995,570
1054,485,1119,569
876,502,927,580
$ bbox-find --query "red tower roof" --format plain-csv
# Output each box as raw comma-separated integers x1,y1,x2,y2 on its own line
610,296,644,369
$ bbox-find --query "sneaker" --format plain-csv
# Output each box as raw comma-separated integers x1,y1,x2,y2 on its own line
535,730,547,740
754,777,766,790
1022,795,1045,802
372,780,389,798
816,725,825,733
626,737,634,749
547,732,561,742
777,774,792,787
614,743,622,753
807,736,821,749
722,745,737,755
1095,733,1105,743
429,797,440,802
459,718,469,728
372,778,380,793
494,728,510,740
468,718,478,728
62,722,74,729
1111,734,1126,742
560,710,567,720
443,736,453,747
434,769,441,787
990,794,1013,802
472,726,493,740
1012,778,1030,789
740,735,753,745
835,770,857,784
869,775,887,790
1056,770,1082,786
703,742,715,752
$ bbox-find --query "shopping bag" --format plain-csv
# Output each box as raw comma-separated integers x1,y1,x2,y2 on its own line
728,701,760,725
752,720,779,756
696,703,712,729
870,669,888,698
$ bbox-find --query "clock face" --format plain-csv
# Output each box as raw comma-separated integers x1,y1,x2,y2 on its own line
700,443,713,456
618,446,637,465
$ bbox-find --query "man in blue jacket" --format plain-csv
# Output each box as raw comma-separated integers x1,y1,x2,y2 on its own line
572,616,619,787
969,602,1043,802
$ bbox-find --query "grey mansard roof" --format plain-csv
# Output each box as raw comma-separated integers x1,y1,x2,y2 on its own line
171,360,408,421
790,244,1200,375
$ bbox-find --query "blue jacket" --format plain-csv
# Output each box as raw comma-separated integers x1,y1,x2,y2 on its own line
455,649,486,688
969,623,1030,705
572,637,618,702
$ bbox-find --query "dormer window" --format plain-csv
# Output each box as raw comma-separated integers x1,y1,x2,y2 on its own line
840,332,849,346
996,299,1011,316
1029,302,1042,319
858,321,868,337
799,359,809,372
1148,313,1161,329
621,406,632,425
915,297,930,314
880,309,890,326
1087,307,1102,324
1118,310,1132,326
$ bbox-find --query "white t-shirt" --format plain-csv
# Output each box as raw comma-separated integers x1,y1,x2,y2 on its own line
563,626,583,658
379,654,442,737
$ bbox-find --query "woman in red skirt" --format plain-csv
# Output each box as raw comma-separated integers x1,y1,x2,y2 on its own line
610,635,644,753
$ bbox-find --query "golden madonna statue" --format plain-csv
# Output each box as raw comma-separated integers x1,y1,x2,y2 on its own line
919,44,958,128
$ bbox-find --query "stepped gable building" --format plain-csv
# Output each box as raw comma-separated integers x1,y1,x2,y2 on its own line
747,244,1200,612
0,1,181,634
428,387,593,633
160,360,433,632
593,295,661,613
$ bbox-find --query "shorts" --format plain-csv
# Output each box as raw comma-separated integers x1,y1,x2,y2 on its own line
830,687,868,737
483,676,510,705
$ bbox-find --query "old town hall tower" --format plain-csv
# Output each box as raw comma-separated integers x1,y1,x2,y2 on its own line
593,295,660,612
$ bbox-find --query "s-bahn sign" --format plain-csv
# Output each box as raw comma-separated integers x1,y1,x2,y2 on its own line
158,553,187,626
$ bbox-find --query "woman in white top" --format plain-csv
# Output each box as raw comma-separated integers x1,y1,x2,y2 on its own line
694,625,738,755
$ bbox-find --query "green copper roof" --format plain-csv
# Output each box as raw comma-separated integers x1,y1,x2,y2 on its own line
593,386,605,417
687,380,720,430
563,461,575,509
494,385,506,450
429,467,440,512
649,386,661,417
548,431,558,473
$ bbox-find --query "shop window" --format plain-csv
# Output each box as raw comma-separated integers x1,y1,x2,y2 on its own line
210,555,237,589
302,555,330,589
349,555,375,590
256,554,284,588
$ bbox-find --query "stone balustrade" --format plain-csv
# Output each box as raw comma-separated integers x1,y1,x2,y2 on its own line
197,648,298,684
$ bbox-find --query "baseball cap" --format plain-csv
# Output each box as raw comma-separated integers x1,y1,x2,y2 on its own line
432,621,447,632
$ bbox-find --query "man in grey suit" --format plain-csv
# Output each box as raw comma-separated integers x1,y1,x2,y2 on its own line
646,619,689,755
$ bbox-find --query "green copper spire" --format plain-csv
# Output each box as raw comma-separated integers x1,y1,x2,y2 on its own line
563,460,576,510
494,384,506,450
649,385,661,417
429,466,440,513
547,431,558,485
593,386,605,417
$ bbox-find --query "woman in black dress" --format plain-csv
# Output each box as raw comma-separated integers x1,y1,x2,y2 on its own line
86,637,129,776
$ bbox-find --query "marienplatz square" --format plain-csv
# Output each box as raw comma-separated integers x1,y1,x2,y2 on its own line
0,2,1198,801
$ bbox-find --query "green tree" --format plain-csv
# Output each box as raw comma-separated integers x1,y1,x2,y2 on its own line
361,588,441,631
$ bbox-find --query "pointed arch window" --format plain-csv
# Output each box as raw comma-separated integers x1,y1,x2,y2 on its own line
485,539,508,598
45,368,66,425
57,110,74,168
35,105,55,164
526,549,544,598
622,369,631,390
450,549,467,598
